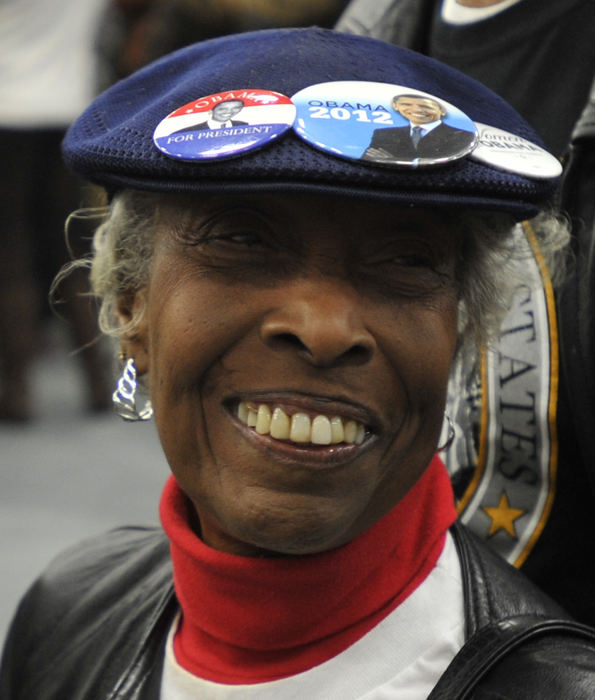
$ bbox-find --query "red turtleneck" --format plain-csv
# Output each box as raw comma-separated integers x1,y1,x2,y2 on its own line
159,455,456,684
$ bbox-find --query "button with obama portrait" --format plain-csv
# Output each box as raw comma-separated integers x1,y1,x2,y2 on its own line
153,89,296,161
291,81,477,167
470,123,563,179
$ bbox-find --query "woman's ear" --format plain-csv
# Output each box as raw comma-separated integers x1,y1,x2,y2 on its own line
116,290,149,375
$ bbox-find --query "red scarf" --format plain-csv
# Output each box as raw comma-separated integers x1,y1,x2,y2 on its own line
159,456,456,684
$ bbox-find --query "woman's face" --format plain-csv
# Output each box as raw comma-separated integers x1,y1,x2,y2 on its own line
122,193,461,556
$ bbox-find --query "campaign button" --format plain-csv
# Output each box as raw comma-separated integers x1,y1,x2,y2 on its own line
153,89,296,161
291,81,477,168
470,123,562,179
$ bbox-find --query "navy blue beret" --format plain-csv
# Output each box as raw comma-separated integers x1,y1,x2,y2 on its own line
63,27,560,218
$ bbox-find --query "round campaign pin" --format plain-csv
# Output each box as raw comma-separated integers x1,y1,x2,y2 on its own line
291,81,477,168
470,123,563,179
153,89,296,161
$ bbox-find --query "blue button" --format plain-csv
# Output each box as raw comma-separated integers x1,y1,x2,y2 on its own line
291,81,477,168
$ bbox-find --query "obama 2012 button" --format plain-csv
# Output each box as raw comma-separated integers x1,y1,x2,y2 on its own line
291,81,477,168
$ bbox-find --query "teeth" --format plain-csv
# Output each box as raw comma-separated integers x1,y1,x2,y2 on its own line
255,404,271,435
237,402,249,424
330,416,344,444
247,407,258,428
290,413,311,443
343,419,357,443
355,423,365,445
237,402,368,447
270,407,290,440
311,415,332,445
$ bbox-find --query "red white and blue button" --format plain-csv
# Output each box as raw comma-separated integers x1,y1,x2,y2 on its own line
153,89,296,161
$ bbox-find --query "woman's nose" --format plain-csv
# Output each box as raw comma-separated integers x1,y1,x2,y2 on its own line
259,279,376,368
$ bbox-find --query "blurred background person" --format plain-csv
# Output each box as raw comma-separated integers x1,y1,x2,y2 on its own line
0,0,111,421
336,0,595,626
95,0,350,91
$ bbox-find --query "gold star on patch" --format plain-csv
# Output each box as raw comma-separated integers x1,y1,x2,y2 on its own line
483,492,524,538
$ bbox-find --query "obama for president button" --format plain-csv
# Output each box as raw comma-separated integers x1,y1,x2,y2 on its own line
153,89,296,161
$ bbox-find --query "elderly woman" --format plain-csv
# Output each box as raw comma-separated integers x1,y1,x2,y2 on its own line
2,27,595,699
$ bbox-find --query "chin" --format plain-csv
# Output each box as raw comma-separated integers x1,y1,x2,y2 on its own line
221,499,364,557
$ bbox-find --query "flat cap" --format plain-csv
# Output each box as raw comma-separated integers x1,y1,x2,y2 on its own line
63,27,561,218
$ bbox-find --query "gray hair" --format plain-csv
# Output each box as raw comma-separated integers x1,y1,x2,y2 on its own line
69,189,569,351
448,208,568,350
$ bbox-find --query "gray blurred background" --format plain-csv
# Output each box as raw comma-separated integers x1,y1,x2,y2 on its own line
0,322,166,649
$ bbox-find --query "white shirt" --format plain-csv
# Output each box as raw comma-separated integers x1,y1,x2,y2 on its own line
410,120,443,137
206,119,245,130
441,0,523,25
160,532,465,700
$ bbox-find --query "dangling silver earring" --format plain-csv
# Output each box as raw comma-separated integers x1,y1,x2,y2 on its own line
437,413,456,451
112,357,153,422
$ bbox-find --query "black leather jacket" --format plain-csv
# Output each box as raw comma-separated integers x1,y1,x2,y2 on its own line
2,522,595,699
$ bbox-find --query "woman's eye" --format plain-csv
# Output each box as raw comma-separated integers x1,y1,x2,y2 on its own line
177,224,269,250
172,207,275,249
374,250,438,272
392,254,434,268
206,230,264,246
358,246,453,300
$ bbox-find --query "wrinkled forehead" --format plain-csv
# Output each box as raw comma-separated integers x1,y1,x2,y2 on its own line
155,190,463,238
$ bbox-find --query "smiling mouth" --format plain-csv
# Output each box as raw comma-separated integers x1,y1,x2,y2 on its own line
237,401,368,447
